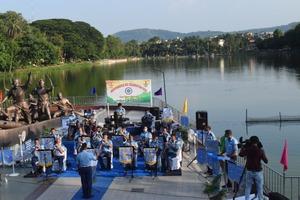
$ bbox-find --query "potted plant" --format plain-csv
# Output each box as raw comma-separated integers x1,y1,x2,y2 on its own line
203,174,227,200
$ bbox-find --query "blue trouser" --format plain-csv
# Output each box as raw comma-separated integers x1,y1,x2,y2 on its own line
245,170,264,200
79,166,93,198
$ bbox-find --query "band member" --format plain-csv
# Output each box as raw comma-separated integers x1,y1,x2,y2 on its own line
115,103,126,116
124,134,139,168
117,125,130,141
76,143,97,199
53,137,66,173
98,133,113,170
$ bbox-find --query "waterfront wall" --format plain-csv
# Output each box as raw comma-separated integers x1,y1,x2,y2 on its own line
0,118,61,147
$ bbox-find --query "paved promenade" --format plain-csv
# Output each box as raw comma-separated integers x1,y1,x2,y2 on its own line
36,153,208,200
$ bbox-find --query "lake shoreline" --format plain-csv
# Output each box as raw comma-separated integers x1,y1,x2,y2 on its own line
3,57,144,75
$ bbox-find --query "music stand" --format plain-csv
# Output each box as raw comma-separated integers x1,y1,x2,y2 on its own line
37,150,53,180
40,137,55,150
144,147,157,177
112,135,124,157
119,146,134,178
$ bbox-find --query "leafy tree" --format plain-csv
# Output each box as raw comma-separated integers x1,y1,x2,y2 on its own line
273,29,284,39
0,11,28,72
31,19,105,61
17,28,60,66
103,35,125,58
125,40,141,57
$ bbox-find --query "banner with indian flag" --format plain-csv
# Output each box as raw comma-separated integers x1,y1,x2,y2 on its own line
106,80,152,105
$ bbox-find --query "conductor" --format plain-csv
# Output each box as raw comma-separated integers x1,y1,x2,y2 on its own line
76,143,97,198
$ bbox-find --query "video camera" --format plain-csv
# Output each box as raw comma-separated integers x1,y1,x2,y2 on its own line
238,136,263,149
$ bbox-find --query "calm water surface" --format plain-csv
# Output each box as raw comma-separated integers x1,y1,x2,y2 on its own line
1,54,300,175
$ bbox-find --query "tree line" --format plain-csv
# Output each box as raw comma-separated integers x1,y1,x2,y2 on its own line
256,25,300,50
1,11,298,72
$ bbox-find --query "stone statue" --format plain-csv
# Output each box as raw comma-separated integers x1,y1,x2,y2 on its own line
29,94,38,122
32,76,54,120
0,72,32,124
53,92,74,118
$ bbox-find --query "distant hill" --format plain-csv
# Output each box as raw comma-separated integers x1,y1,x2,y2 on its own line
114,28,224,42
113,22,299,42
238,22,299,34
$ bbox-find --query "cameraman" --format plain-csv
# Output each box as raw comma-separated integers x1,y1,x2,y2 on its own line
239,136,268,200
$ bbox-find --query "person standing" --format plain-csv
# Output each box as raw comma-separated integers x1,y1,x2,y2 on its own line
239,136,268,200
115,103,126,116
204,125,216,175
141,110,154,130
222,129,238,188
76,143,97,199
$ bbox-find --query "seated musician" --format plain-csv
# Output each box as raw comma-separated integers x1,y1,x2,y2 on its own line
31,138,41,175
75,126,88,154
98,133,113,170
150,134,163,153
149,134,163,169
117,125,129,140
92,126,103,148
140,126,152,151
160,127,171,143
53,137,67,173
166,133,181,170
115,103,126,116
49,128,60,139
124,134,139,169
160,127,170,171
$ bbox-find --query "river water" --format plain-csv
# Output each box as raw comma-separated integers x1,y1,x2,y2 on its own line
1,53,300,175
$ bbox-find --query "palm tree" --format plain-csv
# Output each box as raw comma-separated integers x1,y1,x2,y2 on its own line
2,11,27,73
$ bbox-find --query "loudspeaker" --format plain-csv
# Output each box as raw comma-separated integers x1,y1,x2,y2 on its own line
150,107,160,120
268,192,289,200
196,111,208,130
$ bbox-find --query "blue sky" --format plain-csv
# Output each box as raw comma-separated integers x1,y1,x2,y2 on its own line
1,0,300,35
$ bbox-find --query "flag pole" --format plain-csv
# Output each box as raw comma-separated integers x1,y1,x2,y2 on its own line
162,71,167,106
283,170,286,196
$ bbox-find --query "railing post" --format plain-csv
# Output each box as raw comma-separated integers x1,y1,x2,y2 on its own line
279,112,282,122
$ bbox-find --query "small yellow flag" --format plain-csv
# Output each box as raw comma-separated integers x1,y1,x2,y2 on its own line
182,97,188,115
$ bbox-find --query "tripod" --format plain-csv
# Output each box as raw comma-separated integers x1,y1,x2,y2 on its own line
187,155,197,167
232,164,257,200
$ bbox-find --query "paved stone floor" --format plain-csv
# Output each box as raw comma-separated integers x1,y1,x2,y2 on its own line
35,153,209,200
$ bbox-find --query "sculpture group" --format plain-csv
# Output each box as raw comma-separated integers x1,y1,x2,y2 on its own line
0,72,73,124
